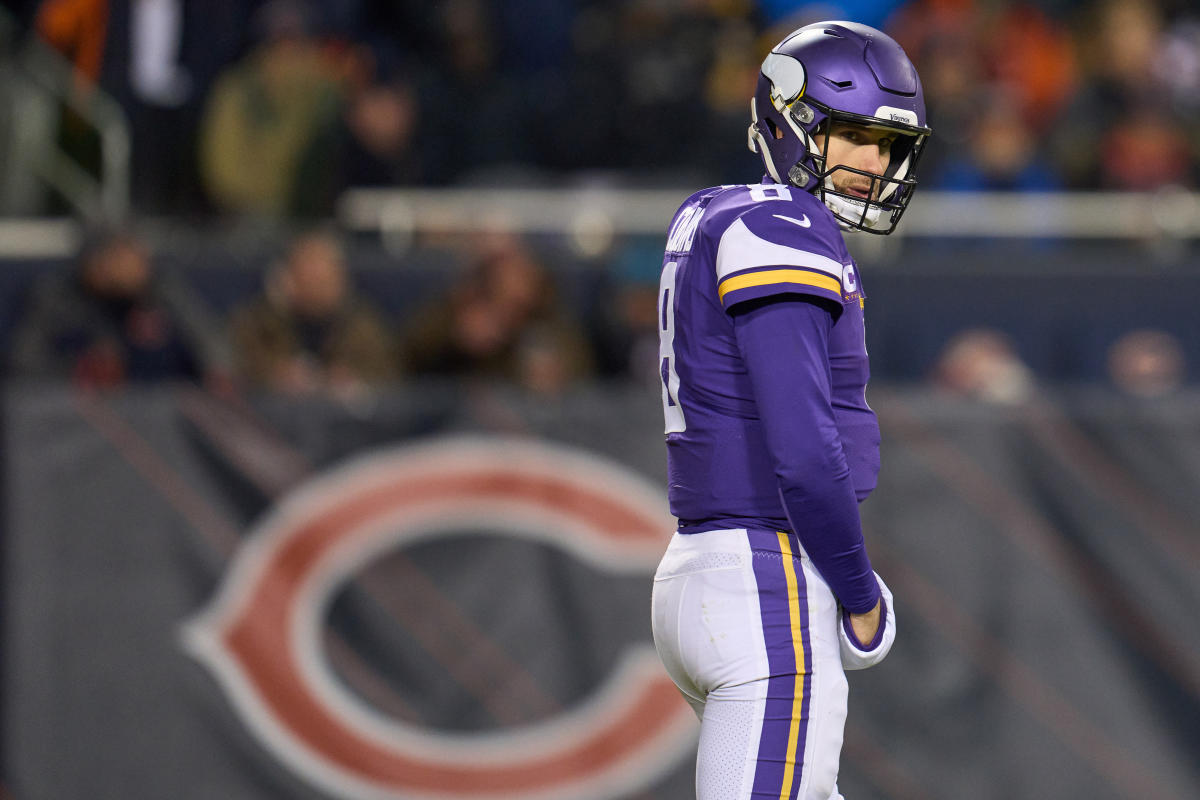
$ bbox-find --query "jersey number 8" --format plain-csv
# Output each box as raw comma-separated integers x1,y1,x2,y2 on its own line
659,260,685,434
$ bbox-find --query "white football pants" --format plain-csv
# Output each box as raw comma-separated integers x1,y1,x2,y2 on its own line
651,528,848,800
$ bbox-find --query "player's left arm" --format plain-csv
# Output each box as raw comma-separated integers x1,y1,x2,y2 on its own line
731,294,879,613
732,293,895,667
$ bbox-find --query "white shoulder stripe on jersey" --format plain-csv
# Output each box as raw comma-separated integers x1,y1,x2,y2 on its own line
715,217,844,282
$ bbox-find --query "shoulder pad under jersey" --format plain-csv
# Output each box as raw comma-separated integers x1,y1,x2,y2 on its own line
702,185,849,311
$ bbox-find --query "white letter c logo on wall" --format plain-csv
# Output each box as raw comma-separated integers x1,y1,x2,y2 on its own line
182,436,694,800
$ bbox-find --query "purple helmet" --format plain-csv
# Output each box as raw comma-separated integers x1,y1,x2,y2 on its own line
748,21,932,234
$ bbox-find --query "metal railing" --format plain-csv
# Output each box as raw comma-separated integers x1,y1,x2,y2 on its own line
337,187,1200,243
2,187,1200,262
0,7,130,223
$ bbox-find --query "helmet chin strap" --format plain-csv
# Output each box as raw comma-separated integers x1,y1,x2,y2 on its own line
822,176,886,230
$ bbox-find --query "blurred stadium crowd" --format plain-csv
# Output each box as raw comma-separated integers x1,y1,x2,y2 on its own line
1,0,1199,397
8,0,1200,212
7,224,616,400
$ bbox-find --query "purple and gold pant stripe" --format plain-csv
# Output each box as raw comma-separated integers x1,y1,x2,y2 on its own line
748,529,812,800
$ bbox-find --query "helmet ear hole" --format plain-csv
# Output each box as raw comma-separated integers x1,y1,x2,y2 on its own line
765,118,783,140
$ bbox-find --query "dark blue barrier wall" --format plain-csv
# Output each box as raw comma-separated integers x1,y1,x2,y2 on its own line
2,237,1198,383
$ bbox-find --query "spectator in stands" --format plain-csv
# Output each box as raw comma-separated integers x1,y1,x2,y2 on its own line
1052,0,1195,189
1107,328,1186,397
933,90,1062,190
900,27,981,185
292,48,424,218
9,228,230,386
930,328,1035,404
605,2,717,176
400,233,594,391
1157,15,1200,118
198,0,347,217
230,228,395,396
696,18,770,184
33,0,252,214
888,0,1076,187
888,0,1076,124
1098,109,1194,190
418,0,530,184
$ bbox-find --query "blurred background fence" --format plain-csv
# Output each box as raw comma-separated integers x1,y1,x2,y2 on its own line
2,0,1200,798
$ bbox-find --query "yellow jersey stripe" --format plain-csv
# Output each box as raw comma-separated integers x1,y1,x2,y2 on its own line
718,268,842,303
775,530,809,799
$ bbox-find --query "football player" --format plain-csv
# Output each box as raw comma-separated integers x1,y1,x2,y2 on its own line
650,21,931,799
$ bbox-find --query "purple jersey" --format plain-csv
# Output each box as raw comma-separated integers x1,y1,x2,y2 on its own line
657,181,881,612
